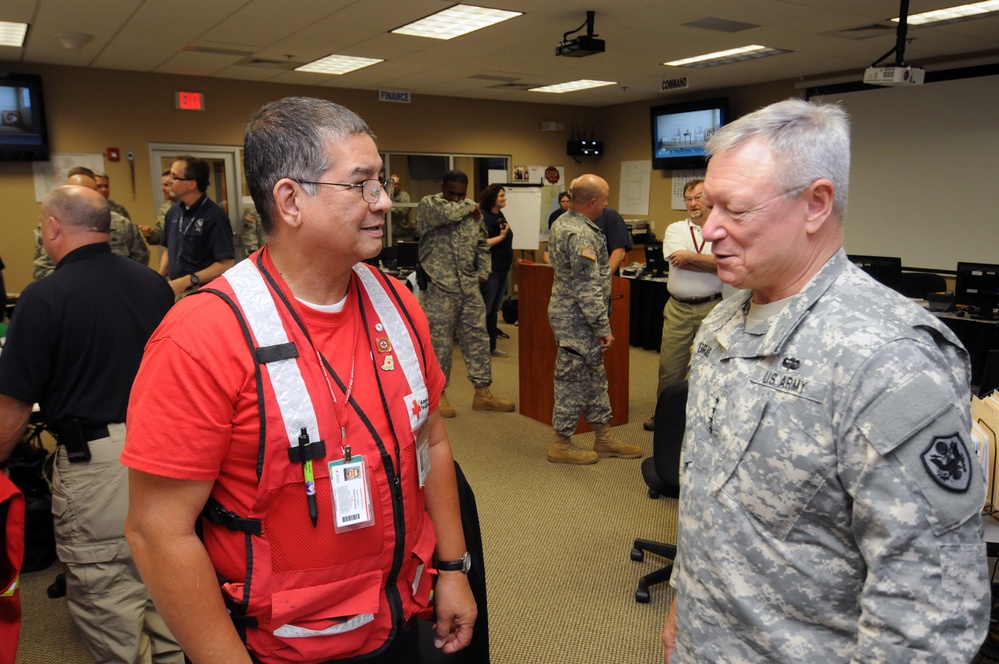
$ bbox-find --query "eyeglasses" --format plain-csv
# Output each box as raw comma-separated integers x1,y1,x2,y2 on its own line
170,174,192,181
684,194,704,204
294,178,394,204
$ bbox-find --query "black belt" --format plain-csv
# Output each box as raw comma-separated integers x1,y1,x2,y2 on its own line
54,423,110,442
672,293,722,306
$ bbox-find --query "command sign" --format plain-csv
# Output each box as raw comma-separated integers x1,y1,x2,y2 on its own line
175,91,205,111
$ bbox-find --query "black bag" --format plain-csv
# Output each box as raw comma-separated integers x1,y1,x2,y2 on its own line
6,437,56,573
501,297,518,325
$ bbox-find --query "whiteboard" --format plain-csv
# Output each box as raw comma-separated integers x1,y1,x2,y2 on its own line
818,74,999,271
502,185,543,250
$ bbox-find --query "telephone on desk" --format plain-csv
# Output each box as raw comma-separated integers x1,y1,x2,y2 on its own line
620,262,644,278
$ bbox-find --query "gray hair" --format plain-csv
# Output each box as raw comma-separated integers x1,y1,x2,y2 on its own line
243,97,374,235
706,98,850,219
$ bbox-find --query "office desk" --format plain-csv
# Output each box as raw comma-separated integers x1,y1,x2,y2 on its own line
623,276,669,351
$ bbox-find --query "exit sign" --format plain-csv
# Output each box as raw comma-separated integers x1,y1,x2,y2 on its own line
175,91,205,111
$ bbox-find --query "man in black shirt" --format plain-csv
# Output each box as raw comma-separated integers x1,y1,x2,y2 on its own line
159,156,235,297
0,185,180,663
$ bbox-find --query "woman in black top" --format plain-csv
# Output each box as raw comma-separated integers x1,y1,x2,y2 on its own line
479,184,513,356
547,191,571,228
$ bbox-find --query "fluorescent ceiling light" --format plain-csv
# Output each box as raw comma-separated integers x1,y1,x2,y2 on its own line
893,0,999,26
529,79,616,94
0,21,28,48
295,54,383,75
392,4,521,40
663,45,790,68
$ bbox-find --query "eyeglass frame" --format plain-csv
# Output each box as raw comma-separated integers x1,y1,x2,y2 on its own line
292,178,394,204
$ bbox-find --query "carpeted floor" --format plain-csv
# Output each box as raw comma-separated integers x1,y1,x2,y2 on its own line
13,320,999,662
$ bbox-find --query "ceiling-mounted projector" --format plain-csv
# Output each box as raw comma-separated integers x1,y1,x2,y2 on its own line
556,35,605,58
556,10,605,58
863,1,924,86
864,66,924,86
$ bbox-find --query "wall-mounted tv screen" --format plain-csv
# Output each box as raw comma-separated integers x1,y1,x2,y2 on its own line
0,72,51,161
651,97,728,170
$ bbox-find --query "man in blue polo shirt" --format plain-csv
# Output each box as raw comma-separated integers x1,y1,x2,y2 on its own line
159,156,235,297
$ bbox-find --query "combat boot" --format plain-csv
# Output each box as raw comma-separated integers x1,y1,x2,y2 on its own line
472,386,515,412
547,433,598,465
593,422,642,458
439,391,456,418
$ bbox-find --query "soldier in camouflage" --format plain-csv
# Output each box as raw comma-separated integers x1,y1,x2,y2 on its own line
663,99,988,662
416,169,514,417
240,206,265,256
33,173,149,279
546,175,641,465
94,172,132,221
389,174,414,242
140,171,175,246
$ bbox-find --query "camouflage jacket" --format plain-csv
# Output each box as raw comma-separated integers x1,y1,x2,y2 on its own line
672,249,988,662
108,198,131,221
416,194,489,293
241,207,265,255
547,209,611,342
147,201,174,246
34,211,149,280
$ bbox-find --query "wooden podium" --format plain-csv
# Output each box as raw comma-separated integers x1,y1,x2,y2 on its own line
517,261,630,431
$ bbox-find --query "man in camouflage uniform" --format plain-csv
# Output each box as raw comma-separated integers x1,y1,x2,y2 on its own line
663,99,988,662
416,169,514,418
546,175,641,465
33,173,149,279
240,206,264,257
389,174,414,242
94,172,132,221
140,171,175,246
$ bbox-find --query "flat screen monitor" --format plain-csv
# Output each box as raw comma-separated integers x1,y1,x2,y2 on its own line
651,97,728,170
644,240,667,278
0,72,51,161
847,254,903,292
955,261,999,320
396,240,420,269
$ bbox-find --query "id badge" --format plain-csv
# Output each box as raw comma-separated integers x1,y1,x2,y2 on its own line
328,455,375,533
415,421,430,488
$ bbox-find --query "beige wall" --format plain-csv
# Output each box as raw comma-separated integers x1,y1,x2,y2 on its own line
0,61,797,291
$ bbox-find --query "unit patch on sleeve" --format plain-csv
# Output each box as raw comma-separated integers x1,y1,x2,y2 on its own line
920,433,972,492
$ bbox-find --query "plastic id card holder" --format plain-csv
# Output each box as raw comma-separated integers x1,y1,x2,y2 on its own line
328,455,375,533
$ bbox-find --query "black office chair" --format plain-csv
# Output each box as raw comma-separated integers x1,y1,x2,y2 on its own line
898,272,947,299
630,381,687,603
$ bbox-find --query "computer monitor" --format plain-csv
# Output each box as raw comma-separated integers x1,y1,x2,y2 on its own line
644,241,667,278
396,240,420,270
847,254,903,292
955,261,999,320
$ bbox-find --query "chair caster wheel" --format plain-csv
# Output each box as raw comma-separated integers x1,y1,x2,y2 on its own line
635,588,651,603
630,548,644,562
648,488,660,499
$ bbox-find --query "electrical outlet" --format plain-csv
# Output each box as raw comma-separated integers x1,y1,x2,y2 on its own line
126,150,134,160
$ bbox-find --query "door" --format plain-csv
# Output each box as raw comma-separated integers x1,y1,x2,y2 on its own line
148,144,244,258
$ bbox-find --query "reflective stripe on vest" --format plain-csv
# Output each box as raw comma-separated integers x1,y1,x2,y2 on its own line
225,258,321,450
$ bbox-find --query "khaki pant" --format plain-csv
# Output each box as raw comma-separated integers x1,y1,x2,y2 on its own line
49,423,182,664
657,296,719,398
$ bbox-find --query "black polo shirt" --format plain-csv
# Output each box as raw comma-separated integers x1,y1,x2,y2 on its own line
161,194,235,279
0,242,173,429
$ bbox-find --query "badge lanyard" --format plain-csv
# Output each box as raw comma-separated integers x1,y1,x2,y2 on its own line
689,224,706,255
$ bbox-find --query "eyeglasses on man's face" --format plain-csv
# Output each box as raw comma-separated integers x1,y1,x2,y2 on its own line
294,178,394,204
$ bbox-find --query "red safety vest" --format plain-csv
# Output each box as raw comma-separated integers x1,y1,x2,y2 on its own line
201,254,436,664
0,473,25,664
